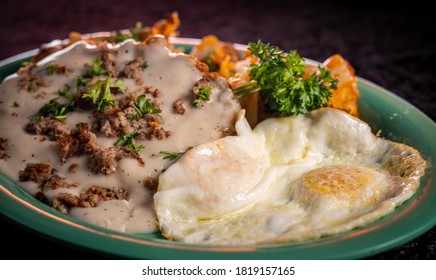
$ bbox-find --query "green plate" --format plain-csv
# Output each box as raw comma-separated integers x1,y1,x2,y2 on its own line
0,38,435,260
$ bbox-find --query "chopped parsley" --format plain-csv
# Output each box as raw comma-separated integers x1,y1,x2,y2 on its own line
47,64,58,75
11,101,20,108
84,57,108,78
234,41,338,116
32,83,77,121
141,61,149,70
75,75,88,89
159,150,185,160
33,98,75,120
75,122,86,128
114,132,144,152
111,32,130,43
110,22,144,43
131,95,161,120
193,86,211,108
82,75,126,111
57,84,75,101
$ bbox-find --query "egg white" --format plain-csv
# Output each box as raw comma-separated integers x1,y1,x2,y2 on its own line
154,108,428,245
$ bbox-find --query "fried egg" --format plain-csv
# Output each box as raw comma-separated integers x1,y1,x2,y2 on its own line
154,108,428,245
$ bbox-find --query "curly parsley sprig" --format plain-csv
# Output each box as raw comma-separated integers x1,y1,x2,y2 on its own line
234,41,338,116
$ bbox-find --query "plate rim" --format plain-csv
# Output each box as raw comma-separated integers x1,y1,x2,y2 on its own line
0,38,435,260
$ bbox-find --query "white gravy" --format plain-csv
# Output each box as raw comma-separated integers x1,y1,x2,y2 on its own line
0,40,240,233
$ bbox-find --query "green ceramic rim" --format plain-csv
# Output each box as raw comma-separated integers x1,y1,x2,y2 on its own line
0,39,435,260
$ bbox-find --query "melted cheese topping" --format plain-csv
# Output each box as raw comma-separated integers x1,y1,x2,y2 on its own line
0,39,240,233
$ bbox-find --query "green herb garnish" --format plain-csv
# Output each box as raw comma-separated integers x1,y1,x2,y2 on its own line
75,122,85,128
114,132,144,152
234,41,338,116
84,58,108,78
33,98,74,120
159,150,184,160
141,61,149,70
57,84,75,101
205,53,218,72
82,75,126,111
33,84,77,120
75,75,88,89
111,32,130,43
131,95,161,120
193,86,211,108
129,22,144,41
12,101,20,108
47,64,58,75
111,22,144,43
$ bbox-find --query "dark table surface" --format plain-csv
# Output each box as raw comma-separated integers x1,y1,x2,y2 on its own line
0,0,435,260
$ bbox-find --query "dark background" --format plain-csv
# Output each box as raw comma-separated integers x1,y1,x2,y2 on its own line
0,0,435,259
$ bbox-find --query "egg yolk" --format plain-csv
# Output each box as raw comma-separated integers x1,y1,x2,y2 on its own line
302,165,374,196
